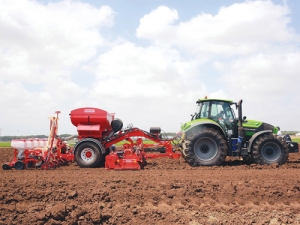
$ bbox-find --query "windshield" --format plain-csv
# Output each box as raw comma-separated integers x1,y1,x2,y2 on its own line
211,101,235,121
230,105,237,121
194,101,209,119
194,100,235,125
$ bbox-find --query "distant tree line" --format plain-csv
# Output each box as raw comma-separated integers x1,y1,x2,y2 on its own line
282,131,300,135
162,132,177,137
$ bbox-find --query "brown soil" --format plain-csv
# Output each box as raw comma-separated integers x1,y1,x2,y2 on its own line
1,147,300,225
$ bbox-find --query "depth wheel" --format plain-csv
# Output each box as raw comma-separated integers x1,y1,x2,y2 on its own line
41,163,50,170
252,133,288,165
183,127,228,166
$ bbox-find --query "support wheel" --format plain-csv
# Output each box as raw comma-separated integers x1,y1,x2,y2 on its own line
252,133,288,165
74,142,104,168
183,127,228,166
2,164,11,170
14,161,25,170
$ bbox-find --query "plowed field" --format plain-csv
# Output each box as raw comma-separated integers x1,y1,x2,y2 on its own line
1,147,300,225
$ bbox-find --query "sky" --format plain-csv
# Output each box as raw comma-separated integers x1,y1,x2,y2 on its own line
0,0,300,136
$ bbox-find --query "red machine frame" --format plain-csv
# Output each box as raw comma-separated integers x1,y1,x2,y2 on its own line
69,107,182,170
103,127,181,170
3,107,182,171
2,111,74,170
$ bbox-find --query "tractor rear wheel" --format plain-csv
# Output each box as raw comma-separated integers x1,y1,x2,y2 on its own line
183,127,228,166
252,133,288,165
75,142,104,168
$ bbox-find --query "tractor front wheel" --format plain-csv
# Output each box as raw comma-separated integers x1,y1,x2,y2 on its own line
252,133,288,165
74,142,104,168
183,127,228,166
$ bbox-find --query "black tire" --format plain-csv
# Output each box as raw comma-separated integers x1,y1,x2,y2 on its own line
2,164,11,170
74,142,104,168
14,161,25,170
111,118,123,132
183,127,228,166
252,133,288,165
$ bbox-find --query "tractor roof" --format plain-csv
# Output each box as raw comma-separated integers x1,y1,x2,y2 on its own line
196,98,233,104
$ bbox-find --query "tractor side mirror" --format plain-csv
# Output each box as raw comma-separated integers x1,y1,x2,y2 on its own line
191,113,197,120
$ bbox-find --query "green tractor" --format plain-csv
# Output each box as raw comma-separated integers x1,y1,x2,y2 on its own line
179,97,299,166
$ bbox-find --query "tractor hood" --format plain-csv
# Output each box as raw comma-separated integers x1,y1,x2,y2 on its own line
242,119,276,135
242,119,263,129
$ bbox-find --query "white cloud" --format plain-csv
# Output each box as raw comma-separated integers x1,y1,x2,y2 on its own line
0,0,300,135
0,0,115,135
82,41,208,132
223,52,300,98
134,1,300,130
90,42,203,98
136,5,178,46
0,0,115,83
215,51,300,130
136,1,298,56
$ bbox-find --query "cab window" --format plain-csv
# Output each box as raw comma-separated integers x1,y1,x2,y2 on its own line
200,101,209,118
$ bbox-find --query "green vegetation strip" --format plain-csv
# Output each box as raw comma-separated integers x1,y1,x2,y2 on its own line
0,142,10,147
292,137,300,143
115,140,155,146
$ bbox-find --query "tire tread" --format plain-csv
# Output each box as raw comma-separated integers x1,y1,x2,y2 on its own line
182,127,227,166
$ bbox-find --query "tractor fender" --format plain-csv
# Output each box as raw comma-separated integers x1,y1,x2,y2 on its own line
247,130,272,152
73,138,106,155
185,121,226,139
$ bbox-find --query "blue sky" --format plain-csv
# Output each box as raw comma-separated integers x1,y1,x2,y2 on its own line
0,0,300,136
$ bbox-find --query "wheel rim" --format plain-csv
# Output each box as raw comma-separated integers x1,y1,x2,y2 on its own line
81,148,95,162
261,142,281,162
41,163,49,170
194,137,218,161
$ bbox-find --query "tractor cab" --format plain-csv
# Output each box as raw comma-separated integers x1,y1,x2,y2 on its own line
192,98,238,137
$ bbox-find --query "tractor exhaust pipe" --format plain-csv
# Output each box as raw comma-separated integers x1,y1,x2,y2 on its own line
237,100,245,152
238,100,243,127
